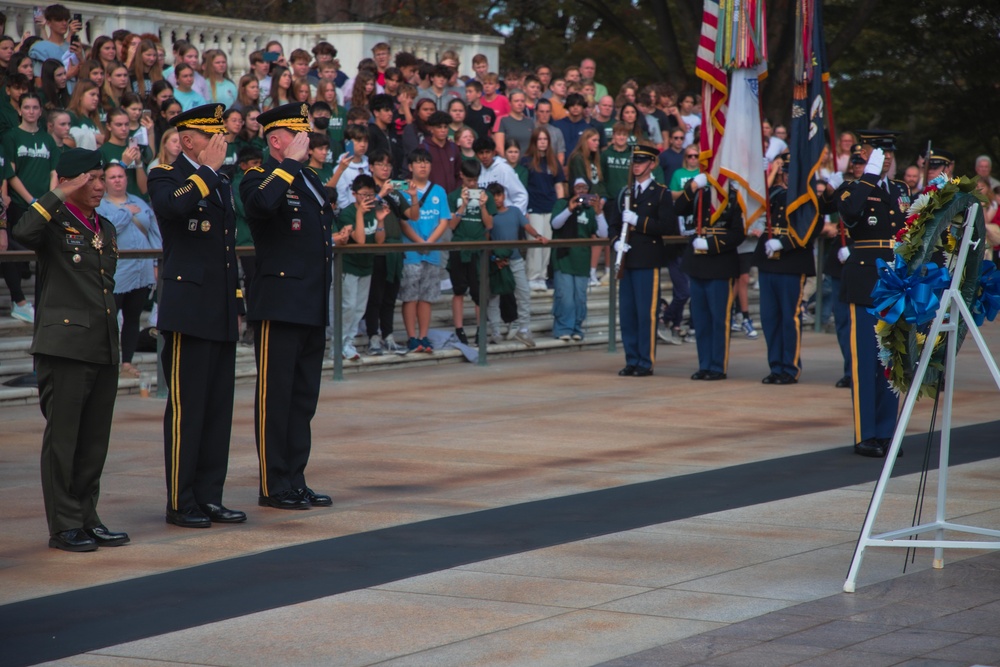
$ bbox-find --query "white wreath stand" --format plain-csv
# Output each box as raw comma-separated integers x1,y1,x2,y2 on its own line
844,203,1000,593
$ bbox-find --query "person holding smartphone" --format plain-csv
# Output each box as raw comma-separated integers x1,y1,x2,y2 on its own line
99,107,148,199
28,4,82,81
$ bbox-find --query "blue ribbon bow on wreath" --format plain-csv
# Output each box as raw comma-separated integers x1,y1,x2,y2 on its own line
972,262,1000,326
869,256,951,326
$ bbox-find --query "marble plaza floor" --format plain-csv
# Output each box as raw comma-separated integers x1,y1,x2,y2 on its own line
2,324,999,667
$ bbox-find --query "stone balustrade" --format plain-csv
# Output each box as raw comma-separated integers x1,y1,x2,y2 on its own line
1,0,502,78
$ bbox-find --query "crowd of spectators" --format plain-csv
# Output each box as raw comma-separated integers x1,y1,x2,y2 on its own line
1,4,999,363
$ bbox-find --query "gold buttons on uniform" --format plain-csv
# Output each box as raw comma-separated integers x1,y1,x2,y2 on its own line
279,271,285,276
177,275,182,280
103,289,108,294
63,318,69,324
106,308,111,314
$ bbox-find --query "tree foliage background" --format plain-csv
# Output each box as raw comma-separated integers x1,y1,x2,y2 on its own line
94,0,1000,173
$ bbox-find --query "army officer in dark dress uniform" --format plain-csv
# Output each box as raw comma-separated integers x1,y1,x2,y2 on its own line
837,130,909,458
240,103,335,510
609,144,680,377
15,149,130,552
148,104,245,527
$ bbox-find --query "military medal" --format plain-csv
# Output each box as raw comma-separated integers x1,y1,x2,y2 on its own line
201,221,211,232
91,233,104,250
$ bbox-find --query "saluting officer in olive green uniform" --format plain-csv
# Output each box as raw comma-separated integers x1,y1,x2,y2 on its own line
14,149,130,552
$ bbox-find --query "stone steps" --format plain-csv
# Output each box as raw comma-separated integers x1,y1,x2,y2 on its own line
0,279,632,404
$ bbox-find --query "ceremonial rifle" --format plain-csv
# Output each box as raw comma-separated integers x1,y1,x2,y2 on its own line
613,145,636,278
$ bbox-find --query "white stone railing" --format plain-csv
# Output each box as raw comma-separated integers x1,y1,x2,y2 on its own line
1,0,503,78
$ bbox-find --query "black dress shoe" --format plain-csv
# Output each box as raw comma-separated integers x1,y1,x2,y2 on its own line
761,373,780,384
49,528,98,552
854,439,887,458
773,373,798,385
633,367,654,377
298,488,333,507
85,524,130,546
618,365,636,376
691,370,709,380
198,503,247,523
704,371,727,381
166,506,212,528
258,489,310,510
835,375,852,388
876,438,903,457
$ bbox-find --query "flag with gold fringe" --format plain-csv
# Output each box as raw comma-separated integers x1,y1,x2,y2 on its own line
696,0,729,223
714,0,769,228
785,0,829,247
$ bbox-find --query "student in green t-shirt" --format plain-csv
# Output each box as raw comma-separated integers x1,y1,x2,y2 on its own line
99,107,147,199
333,174,387,360
550,178,609,340
221,108,245,177
2,92,59,322
311,100,346,161
446,159,496,344
233,144,263,346
306,132,334,186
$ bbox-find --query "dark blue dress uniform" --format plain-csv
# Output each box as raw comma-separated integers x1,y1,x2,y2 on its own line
678,183,745,378
148,104,242,526
754,179,820,384
14,149,126,550
609,146,680,376
239,103,334,508
836,130,909,456
818,171,860,387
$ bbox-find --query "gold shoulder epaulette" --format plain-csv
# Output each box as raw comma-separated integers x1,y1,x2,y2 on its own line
246,166,265,174
154,164,173,170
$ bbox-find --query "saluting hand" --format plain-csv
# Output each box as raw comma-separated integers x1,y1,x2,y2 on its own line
284,132,311,163
55,172,92,199
199,133,228,172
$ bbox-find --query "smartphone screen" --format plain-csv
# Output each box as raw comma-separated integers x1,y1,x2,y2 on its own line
72,13,82,23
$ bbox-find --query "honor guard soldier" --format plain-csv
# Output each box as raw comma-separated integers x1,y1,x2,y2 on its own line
819,144,866,389
677,176,745,380
240,103,335,510
148,103,245,528
15,149,130,551
837,130,909,458
755,151,820,385
609,143,680,377
926,149,955,186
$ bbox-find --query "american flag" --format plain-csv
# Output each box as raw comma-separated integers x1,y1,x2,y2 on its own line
696,0,729,224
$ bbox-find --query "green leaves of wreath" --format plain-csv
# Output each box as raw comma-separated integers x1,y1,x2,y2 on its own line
873,177,987,398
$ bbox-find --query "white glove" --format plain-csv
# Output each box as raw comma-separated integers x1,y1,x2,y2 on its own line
692,237,709,252
614,239,630,254
864,147,884,176
826,172,844,190
622,209,639,227
692,173,708,189
837,246,851,263
765,238,783,258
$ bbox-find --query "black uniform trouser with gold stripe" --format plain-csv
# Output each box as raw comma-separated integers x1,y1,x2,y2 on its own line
161,331,236,511
253,320,325,497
